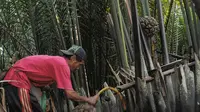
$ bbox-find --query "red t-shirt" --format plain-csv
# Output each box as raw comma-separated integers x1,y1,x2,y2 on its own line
4,55,73,91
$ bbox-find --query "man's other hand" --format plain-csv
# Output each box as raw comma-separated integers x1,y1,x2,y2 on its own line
87,94,99,106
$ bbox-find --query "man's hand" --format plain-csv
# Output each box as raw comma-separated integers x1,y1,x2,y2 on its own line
65,90,99,106
86,94,99,105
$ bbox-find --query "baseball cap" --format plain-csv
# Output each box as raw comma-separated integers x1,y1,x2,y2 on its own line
60,45,86,61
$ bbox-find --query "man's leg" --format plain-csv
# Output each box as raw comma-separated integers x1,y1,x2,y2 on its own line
4,84,22,112
18,88,32,112
5,84,43,112
30,90,43,112
19,88,43,112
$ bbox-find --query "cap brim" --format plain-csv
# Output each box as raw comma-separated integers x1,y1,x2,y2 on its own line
60,50,74,56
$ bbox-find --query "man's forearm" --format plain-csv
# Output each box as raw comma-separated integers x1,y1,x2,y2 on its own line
65,89,99,105
65,90,89,102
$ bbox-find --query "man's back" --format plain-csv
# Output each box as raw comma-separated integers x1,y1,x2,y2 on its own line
4,55,72,90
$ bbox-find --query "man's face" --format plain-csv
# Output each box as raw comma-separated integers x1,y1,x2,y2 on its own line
69,55,84,71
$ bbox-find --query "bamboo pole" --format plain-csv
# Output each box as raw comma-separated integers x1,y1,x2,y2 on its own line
175,5,179,56
116,0,129,69
124,0,132,24
45,1,66,49
165,0,174,31
156,0,170,64
116,0,135,111
140,0,150,16
191,0,200,20
169,4,176,54
156,51,185,59
179,0,192,48
121,11,134,62
28,0,39,53
117,61,195,91
66,0,74,45
182,0,198,55
191,4,200,56
110,0,129,68
130,0,144,111
196,13,200,52
156,0,175,111
140,27,155,70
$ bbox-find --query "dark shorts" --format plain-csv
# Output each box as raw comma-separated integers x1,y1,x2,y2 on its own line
4,83,43,112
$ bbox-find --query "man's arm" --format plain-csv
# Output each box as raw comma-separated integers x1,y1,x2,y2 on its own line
65,89,99,105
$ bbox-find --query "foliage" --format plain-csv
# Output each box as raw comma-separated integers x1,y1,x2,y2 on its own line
0,0,199,111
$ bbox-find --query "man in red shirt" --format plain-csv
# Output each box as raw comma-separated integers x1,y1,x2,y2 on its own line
3,45,98,112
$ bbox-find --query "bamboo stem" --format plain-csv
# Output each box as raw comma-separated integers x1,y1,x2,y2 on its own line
165,0,174,31
117,61,195,91
130,0,143,111
156,0,170,64
179,0,192,48
116,0,129,69
156,0,175,111
182,0,198,55
110,0,129,68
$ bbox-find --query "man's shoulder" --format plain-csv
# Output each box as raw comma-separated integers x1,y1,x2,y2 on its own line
24,55,51,59
22,55,67,66
46,56,67,65
25,55,62,60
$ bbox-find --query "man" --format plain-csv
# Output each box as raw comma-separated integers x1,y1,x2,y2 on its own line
3,45,99,112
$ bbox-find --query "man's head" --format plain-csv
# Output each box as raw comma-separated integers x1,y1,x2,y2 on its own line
60,45,86,71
